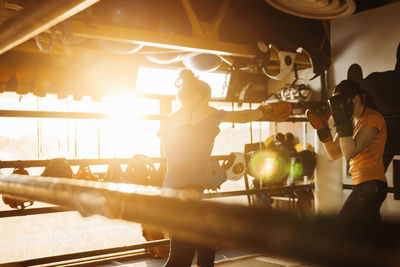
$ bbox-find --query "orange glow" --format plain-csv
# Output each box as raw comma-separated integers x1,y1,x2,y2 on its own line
0,67,231,162
0,61,13,85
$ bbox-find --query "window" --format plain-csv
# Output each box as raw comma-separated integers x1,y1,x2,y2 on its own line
135,67,230,99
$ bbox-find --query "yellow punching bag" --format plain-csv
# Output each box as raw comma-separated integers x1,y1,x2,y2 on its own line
0,61,13,92
16,63,36,95
34,64,55,97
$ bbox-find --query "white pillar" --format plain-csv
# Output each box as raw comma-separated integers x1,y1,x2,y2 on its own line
314,131,343,215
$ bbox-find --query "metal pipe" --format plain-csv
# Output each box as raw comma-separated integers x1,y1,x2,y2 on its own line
0,206,71,218
0,0,101,55
0,109,166,120
343,183,397,194
0,109,307,122
11,239,169,266
0,155,232,168
203,184,314,199
0,174,400,266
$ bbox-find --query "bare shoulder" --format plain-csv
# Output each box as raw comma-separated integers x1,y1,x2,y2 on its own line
162,110,181,126
190,106,218,124
164,106,219,126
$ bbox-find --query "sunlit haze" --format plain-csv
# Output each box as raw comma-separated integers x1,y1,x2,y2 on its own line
0,67,247,171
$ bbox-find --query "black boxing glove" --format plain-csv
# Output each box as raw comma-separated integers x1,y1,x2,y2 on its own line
328,94,354,137
305,102,333,143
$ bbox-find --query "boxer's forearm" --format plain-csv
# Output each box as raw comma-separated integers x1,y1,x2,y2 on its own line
222,109,264,123
323,134,342,160
339,137,357,160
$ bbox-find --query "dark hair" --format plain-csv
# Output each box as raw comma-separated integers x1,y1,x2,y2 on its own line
175,69,211,103
333,79,379,111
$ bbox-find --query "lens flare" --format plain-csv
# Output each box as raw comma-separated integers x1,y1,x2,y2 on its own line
291,161,304,179
263,158,274,174
249,150,290,184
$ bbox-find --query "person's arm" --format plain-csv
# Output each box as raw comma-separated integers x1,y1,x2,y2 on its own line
222,101,292,123
305,102,342,160
326,94,355,160
339,126,378,160
328,94,378,160
323,133,343,160
222,108,264,123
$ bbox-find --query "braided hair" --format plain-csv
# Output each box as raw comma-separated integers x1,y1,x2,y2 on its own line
175,69,211,103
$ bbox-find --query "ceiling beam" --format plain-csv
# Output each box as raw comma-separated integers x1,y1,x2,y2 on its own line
67,21,313,67
0,0,101,55
211,0,232,36
11,39,312,70
180,0,204,37
70,20,257,58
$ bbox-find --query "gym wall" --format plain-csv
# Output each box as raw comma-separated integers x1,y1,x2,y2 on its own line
329,2,400,220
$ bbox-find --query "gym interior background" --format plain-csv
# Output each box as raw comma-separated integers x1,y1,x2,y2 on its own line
0,0,399,265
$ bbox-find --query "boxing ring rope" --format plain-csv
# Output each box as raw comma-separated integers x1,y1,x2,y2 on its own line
0,157,163,168
9,239,170,266
0,174,399,266
0,155,313,218
0,185,313,218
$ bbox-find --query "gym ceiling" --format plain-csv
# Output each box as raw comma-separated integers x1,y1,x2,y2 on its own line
0,0,398,99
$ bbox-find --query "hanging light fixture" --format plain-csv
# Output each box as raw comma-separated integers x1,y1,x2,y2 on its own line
145,52,184,65
95,40,143,55
257,42,297,80
264,0,356,20
182,53,223,73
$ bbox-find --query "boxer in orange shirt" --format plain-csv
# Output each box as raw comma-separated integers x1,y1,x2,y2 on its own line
306,79,387,240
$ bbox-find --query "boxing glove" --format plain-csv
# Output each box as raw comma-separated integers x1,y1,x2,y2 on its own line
258,101,292,122
328,94,354,137
305,102,333,143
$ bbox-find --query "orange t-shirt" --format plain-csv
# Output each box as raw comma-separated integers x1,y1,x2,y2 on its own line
349,108,387,185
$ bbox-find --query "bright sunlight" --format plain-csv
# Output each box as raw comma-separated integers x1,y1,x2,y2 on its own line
0,67,231,164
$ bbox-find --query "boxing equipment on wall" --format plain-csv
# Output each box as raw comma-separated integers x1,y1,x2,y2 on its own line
225,70,269,105
2,168,34,209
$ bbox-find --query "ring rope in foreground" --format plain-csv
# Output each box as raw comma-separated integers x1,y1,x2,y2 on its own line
0,174,399,267
0,184,313,218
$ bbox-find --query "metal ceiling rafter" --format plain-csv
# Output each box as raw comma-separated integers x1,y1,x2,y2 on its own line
180,0,231,40
180,0,204,37
70,20,256,58
211,0,232,36
0,0,101,55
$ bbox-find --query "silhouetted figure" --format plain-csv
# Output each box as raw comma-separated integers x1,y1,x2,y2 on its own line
347,43,400,171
